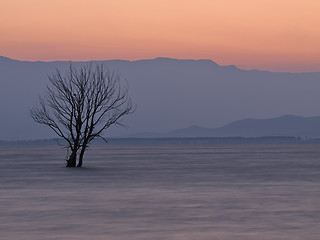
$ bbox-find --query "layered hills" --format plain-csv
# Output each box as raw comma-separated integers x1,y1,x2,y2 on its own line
1,56,320,140
164,115,320,138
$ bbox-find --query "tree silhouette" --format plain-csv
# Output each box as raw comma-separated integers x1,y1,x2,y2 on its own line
31,63,134,167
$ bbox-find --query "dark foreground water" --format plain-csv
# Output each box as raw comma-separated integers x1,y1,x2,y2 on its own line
0,143,320,240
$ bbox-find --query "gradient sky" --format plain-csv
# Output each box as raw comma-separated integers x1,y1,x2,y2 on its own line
1,0,320,72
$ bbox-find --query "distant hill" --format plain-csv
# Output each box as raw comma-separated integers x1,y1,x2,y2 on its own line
2,56,320,140
129,115,320,138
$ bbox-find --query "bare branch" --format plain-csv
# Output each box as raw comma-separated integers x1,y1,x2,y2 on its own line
30,63,135,167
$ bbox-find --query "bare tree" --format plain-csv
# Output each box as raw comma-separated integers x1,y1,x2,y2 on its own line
31,63,134,167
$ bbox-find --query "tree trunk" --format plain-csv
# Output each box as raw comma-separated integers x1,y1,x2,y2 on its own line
66,151,77,167
77,145,86,167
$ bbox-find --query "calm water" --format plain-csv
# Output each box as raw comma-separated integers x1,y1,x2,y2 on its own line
0,144,320,240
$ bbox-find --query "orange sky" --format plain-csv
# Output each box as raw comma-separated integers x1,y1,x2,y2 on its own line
1,0,320,72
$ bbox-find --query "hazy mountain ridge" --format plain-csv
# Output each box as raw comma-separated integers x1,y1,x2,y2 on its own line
127,115,320,138
164,115,320,138
1,56,320,140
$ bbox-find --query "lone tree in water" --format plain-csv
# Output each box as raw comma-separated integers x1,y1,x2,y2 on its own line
31,63,134,167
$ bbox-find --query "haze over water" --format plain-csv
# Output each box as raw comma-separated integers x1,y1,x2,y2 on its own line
2,0,320,239
1,143,319,240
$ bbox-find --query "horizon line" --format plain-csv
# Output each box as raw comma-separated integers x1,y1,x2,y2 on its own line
2,55,319,74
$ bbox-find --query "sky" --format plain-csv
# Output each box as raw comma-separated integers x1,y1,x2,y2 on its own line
1,0,320,72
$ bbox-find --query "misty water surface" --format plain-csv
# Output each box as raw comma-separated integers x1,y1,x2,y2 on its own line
0,143,320,240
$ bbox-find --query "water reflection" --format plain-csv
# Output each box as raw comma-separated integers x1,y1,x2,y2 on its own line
0,144,320,239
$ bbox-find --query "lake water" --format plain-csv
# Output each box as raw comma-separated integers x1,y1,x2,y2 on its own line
0,143,320,240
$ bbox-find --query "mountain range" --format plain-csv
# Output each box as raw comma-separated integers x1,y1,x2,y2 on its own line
170,115,320,138
1,56,320,140
124,115,320,138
